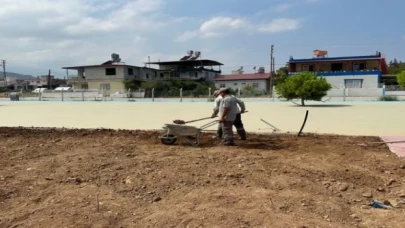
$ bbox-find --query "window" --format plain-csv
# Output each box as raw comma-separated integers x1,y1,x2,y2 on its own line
105,68,116,75
331,63,343,71
252,83,259,88
353,63,365,71
219,84,226,88
189,72,197,77
160,73,164,78
128,68,133,75
100,83,110,90
233,83,238,86
146,73,149,79
81,84,88,89
302,65,314,72
345,79,363,88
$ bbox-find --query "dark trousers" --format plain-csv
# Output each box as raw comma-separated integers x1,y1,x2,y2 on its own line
217,113,247,140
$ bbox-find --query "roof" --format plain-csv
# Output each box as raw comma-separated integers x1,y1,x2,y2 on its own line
214,73,270,81
147,59,223,66
288,54,384,63
62,64,155,70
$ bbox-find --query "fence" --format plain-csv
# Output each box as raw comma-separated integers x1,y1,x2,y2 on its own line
6,86,405,102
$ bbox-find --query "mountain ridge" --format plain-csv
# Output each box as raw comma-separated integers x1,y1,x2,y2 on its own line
2,72,35,80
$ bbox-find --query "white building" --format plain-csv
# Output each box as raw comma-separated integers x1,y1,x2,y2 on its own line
64,60,157,91
214,69,270,93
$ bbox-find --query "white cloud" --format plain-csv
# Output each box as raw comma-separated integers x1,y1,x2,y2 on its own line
176,16,248,41
258,18,301,33
176,16,301,42
0,0,188,75
272,3,293,12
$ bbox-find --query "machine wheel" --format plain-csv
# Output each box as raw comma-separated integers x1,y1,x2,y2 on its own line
160,134,177,145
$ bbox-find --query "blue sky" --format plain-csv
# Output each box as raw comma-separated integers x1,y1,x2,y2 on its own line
0,0,404,77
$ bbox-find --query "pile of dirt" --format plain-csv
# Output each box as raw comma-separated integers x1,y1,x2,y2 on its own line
1,127,405,227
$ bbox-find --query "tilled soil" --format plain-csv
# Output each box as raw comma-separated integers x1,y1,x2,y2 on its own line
1,127,405,228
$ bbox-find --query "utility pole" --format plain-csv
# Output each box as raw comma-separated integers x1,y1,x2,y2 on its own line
1,60,6,87
270,45,274,96
48,69,51,89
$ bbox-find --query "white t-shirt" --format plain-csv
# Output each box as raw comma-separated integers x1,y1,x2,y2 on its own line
213,95,242,114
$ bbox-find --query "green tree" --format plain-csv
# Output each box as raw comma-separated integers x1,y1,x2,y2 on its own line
388,59,405,74
397,71,405,89
275,71,332,106
274,66,288,85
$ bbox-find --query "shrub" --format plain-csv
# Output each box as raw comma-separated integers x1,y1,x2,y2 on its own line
379,95,398,101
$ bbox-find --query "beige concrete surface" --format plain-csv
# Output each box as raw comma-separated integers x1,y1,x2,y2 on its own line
0,101,404,136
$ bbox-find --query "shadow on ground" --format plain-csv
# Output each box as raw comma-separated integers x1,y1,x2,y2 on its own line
290,104,351,108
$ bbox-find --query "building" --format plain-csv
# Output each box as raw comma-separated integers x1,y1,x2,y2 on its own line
64,58,157,91
0,75,66,90
147,50,223,81
27,75,66,89
287,50,389,88
214,67,270,92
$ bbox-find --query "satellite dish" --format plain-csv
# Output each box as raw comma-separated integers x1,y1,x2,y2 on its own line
187,50,194,56
194,51,201,59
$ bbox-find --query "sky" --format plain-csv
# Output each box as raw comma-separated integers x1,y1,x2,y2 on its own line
1,0,405,77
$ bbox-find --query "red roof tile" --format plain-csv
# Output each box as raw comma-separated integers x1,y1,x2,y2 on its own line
214,73,270,81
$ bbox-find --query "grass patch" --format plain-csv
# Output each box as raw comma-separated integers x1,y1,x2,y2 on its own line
379,95,399,101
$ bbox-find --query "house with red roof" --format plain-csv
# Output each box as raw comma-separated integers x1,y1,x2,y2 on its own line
213,67,270,93
288,50,389,88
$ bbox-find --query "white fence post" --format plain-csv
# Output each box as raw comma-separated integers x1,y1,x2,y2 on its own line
209,87,211,97
343,87,346,101
152,88,155,102
272,86,275,102
180,88,183,102
82,90,84,101
39,92,42,101
61,89,64,101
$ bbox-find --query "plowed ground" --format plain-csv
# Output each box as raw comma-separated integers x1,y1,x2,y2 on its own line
1,127,405,228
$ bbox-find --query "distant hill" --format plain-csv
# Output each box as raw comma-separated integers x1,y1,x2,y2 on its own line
3,72,35,80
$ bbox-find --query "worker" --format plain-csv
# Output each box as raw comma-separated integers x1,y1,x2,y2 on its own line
211,88,247,142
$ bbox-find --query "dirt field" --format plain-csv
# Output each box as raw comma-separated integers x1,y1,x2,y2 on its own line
1,127,405,228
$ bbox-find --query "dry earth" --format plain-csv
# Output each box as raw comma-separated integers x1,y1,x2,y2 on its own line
1,127,405,228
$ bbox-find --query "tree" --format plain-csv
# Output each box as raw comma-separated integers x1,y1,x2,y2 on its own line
388,59,405,74
274,66,288,85
275,71,332,106
397,71,405,89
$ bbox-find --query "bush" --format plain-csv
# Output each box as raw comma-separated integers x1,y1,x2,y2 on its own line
134,79,216,98
379,95,399,101
397,71,405,89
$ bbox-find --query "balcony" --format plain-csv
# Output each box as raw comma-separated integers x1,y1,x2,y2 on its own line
289,69,381,77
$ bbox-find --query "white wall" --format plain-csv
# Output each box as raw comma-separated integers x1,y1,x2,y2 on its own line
215,79,268,91
322,74,379,89
384,91,405,96
84,66,126,80
326,88,384,97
